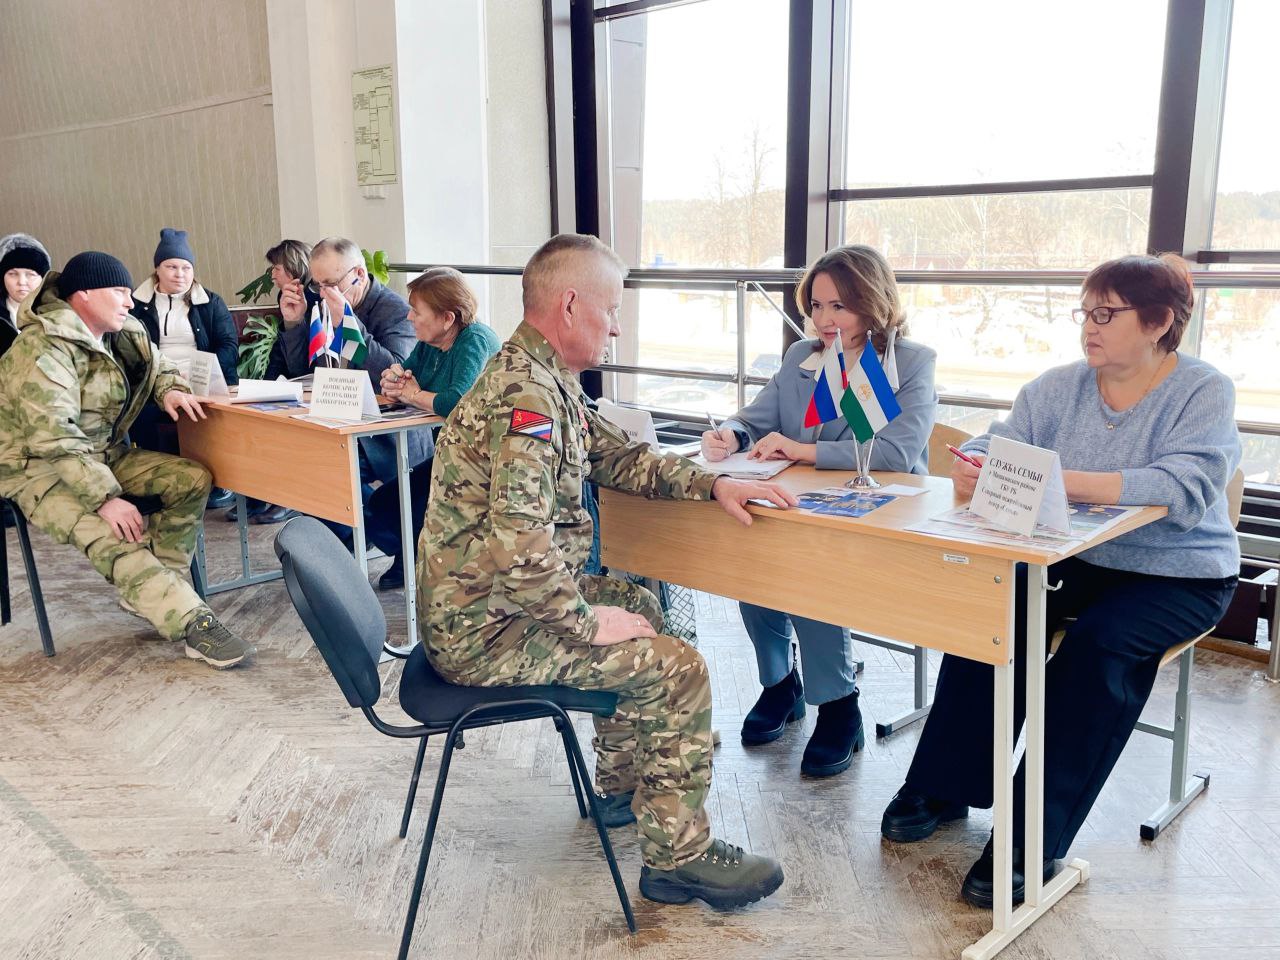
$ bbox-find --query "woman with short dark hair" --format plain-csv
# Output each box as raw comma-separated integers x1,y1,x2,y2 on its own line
365,267,500,589
880,254,1241,909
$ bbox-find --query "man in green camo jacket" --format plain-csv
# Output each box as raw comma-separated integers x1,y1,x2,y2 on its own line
420,233,798,909
0,251,253,668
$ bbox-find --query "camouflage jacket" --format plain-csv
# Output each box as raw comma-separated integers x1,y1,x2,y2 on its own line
422,321,718,670
0,270,189,509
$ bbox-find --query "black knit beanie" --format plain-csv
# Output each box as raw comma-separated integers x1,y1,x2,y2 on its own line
58,252,134,300
153,227,195,267
0,233,51,277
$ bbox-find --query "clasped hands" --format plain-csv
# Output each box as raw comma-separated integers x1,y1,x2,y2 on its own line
380,363,420,402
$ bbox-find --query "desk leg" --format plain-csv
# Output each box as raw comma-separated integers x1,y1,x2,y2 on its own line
384,430,420,658
964,563,1089,960
349,442,369,576
202,493,284,595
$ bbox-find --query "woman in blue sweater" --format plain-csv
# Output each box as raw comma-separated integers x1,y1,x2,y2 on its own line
881,254,1241,908
366,267,501,589
701,245,938,778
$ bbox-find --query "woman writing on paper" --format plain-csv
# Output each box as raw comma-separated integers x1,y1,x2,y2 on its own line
365,267,501,590
699,244,937,777
880,254,1240,908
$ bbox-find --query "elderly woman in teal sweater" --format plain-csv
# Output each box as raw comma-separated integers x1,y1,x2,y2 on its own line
366,267,501,589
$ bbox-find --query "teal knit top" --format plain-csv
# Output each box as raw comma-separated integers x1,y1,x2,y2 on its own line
405,322,502,418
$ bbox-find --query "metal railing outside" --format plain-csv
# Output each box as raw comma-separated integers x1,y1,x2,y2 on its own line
389,261,1280,438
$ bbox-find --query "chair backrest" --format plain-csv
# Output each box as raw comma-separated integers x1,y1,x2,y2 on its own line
1226,467,1244,528
274,516,387,709
926,423,974,478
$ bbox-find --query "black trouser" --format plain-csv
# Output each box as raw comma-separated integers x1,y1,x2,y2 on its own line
364,457,433,560
904,556,1236,859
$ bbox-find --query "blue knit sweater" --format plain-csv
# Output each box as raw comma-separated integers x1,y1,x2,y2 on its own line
962,354,1241,578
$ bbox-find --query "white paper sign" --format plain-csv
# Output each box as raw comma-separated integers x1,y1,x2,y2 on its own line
310,368,379,423
187,351,230,397
596,399,660,448
230,378,304,403
969,436,1070,536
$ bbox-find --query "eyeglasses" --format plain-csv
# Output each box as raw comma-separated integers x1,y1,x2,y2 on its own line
1070,305,1140,326
306,265,357,295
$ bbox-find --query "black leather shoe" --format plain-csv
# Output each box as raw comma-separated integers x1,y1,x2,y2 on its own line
961,840,1059,909
223,498,268,522
378,556,405,591
800,690,864,777
252,504,298,525
880,788,969,842
206,486,236,510
741,668,804,745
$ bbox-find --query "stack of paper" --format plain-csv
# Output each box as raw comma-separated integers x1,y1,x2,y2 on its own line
689,452,793,479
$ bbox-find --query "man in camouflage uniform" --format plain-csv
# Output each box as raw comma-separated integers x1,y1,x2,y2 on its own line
0,251,254,668
421,234,798,909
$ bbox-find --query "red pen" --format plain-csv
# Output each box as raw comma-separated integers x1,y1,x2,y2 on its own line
947,444,983,469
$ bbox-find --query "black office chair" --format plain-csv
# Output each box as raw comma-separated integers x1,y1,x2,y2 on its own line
1,497,54,657
273,516,636,960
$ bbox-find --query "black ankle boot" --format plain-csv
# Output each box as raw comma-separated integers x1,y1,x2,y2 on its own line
741,668,804,745
800,690,864,777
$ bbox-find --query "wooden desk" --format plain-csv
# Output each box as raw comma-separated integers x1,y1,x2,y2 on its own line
600,467,1166,960
178,397,441,648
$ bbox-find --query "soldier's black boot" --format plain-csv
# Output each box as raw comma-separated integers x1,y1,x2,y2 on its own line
741,667,804,745
593,790,636,829
639,838,784,909
800,689,864,777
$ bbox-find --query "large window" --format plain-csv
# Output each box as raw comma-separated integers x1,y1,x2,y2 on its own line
842,1,1165,189
570,0,1280,484
836,0,1168,413
1209,0,1280,253
603,0,789,270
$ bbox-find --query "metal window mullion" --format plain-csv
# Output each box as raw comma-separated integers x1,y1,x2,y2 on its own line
832,173,1154,202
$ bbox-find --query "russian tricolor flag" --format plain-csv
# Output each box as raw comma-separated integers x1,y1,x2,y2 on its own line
803,340,848,428
840,344,902,443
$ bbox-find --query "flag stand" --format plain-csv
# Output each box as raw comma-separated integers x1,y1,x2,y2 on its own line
845,436,881,490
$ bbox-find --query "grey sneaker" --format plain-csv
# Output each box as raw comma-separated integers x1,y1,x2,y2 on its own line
639,838,784,909
183,612,255,669
592,791,636,829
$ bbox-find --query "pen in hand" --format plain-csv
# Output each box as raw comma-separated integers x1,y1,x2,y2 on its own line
947,444,983,469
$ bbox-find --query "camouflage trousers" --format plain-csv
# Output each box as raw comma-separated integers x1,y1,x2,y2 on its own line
8,447,212,641
441,575,713,869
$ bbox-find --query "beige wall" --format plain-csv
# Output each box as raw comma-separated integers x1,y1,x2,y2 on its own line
484,0,552,337
0,0,280,301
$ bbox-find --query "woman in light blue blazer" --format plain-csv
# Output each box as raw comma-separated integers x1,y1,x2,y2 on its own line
701,244,937,777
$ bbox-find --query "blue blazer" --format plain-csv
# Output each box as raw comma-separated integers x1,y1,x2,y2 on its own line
723,337,937,474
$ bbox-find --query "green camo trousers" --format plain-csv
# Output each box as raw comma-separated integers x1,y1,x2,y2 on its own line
13,448,212,641
441,575,713,869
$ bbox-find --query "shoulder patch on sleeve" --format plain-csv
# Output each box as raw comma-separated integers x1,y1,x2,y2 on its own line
509,408,554,442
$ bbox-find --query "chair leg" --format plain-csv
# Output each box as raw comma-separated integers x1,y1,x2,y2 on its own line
561,712,636,933
1,509,11,626
1141,646,1208,841
398,724,462,960
190,529,208,601
399,736,429,839
13,511,54,657
876,643,933,739
555,716,589,819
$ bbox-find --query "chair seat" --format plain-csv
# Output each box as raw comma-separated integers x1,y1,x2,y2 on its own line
399,645,620,727
1050,626,1209,667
